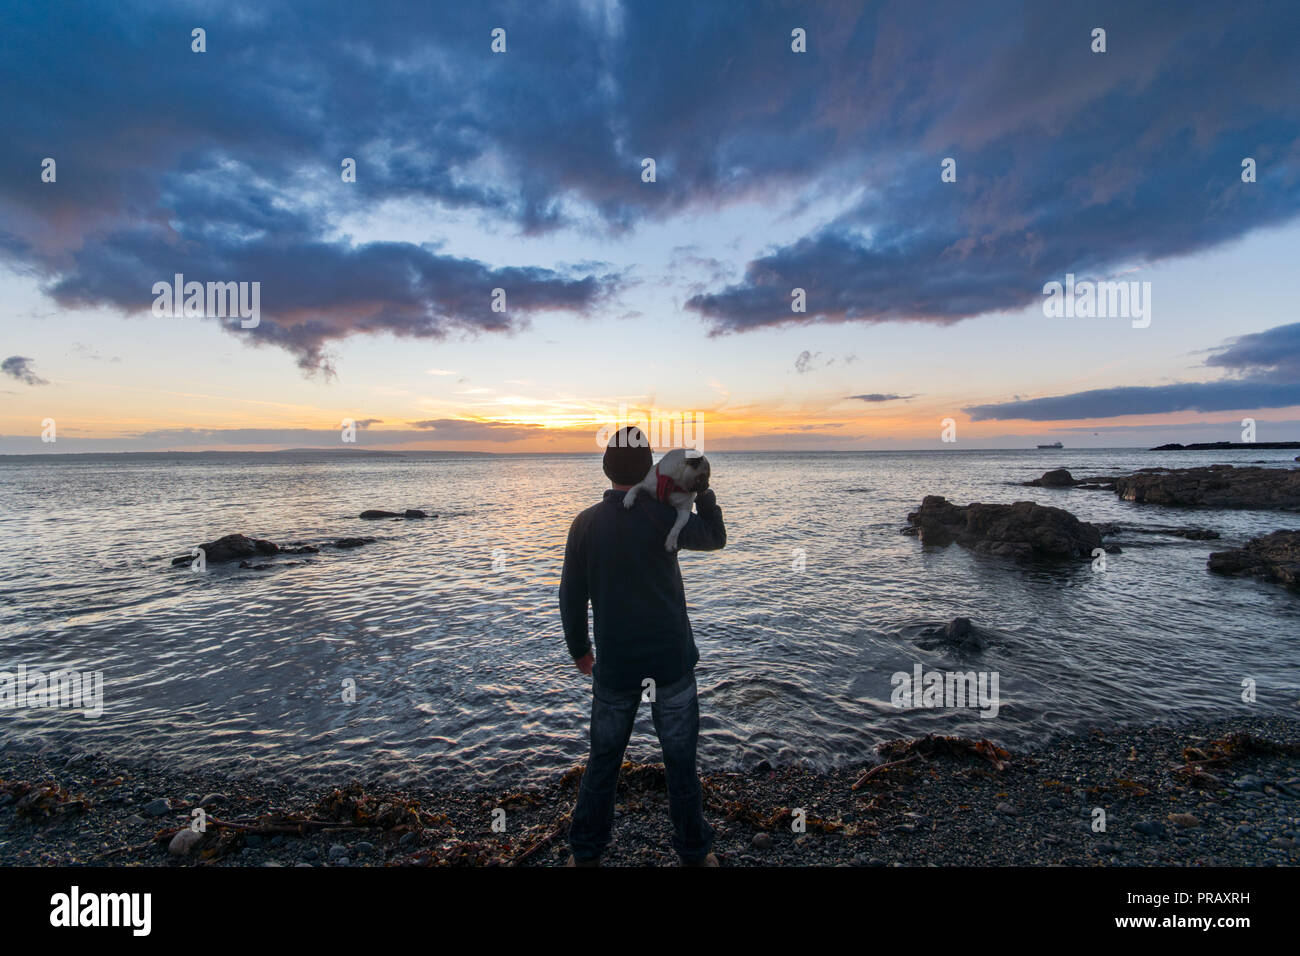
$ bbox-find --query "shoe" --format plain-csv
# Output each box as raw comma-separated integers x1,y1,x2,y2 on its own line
681,852,718,867
565,855,600,867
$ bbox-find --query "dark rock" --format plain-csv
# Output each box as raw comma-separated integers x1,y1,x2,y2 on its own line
359,510,402,520
903,496,1103,561
168,829,202,856
1155,527,1220,540
171,533,279,565
404,510,427,519
1134,820,1165,837
334,537,376,549
918,616,988,651
142,797,171,817
1114,465,1300,511
238,561,273,570
1208,530,1300,592
1024,468,1076,487
751,832,773,849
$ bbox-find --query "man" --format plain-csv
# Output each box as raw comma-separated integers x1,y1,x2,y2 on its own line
559,425,727,866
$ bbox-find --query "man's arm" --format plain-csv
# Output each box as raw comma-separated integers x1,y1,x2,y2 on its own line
676,489,726,551
558,514,593,662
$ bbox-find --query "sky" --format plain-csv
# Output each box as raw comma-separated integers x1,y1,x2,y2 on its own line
2,0,1300,453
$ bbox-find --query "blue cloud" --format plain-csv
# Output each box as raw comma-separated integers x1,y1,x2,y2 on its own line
965,381,1300,422
1,355,47,386
968,319,1300,420
2,0,1299,372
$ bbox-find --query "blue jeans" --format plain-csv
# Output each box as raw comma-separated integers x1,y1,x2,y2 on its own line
568,670,713,863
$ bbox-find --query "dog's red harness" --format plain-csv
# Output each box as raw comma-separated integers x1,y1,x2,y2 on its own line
655,466,686,503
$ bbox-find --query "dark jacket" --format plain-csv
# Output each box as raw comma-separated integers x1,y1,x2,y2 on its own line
559,488,726,691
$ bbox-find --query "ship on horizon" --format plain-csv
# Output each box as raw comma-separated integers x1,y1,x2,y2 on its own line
1036,441,1064,449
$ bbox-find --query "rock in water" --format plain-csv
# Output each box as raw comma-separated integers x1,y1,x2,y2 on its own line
1024,468,1076,487
404,509,427,518
942,616,987,650
170,533,276,565
171,534,319,566
334,537,376,549
359,510,402,519
1113,465,1300,510
1207,530,1300,592
903,496,1102,561
916,616,989,652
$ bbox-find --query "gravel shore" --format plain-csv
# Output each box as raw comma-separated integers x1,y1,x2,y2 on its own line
3,715,1298,867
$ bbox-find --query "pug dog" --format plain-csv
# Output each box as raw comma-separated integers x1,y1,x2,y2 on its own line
622,448,712,551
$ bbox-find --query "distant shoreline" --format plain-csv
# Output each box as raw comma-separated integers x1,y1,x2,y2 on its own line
3,444,1300,461
1151,442,1300,450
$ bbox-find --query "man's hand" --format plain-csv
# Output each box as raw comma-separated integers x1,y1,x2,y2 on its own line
575,650,594,675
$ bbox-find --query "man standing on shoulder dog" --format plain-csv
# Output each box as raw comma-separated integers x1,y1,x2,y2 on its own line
559,425,726,866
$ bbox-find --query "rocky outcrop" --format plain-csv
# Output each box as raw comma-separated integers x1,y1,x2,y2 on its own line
915,616,989,652
1207,531,1300,592
170,533,375,566
170,534,319,565
903,496,1103,561
360,509,434,519
1024,468,1076,487
1113,465,1300,511
1023,469,1118,490
1094,523,1220,541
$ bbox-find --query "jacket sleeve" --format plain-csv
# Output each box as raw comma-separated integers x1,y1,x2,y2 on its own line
558,514,592,659
677,489,727,552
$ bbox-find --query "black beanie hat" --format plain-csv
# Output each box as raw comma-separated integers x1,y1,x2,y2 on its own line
603,425,653,484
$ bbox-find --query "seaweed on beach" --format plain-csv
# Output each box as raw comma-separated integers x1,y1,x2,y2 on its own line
1174,731,1300,781
103,782,457,863
0,780,92,821
311,781,444,830
852,735,1014,790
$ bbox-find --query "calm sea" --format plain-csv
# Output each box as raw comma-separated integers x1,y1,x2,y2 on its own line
2,448,1298,787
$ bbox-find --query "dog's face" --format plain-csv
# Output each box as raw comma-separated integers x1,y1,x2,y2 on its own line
682,453,710,493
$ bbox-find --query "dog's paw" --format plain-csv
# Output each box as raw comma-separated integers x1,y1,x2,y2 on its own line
622,491,636,509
